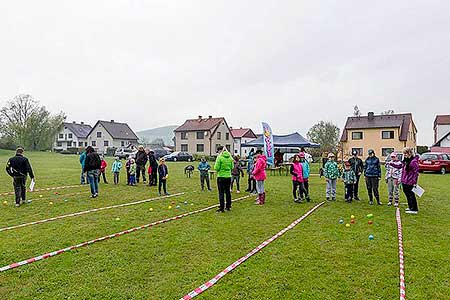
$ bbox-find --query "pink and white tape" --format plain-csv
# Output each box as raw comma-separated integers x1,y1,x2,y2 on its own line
0,185,82,196
0,195,251,272
0,193,185,233
396,208,406,300
181,201,325,300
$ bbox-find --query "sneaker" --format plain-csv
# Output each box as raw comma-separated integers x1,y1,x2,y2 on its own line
377,201,383,206
332,197,336,201
326,197,331,201
354,196,360,201
91,194,96,198
225,208,231,211
387,202,392,206
405,210,418,214
15,203,20,207
394,202,399,207
165,193,170,196
236,190,240,194
369,201,374,205
306,197,311,202
208,189,212,192
405,208,411,212
216,209,224,213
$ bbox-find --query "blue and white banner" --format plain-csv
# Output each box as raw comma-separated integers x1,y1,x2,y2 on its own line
262,122,274,166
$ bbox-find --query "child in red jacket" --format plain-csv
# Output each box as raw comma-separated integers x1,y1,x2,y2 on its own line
147,165,153,186
99,156,108,184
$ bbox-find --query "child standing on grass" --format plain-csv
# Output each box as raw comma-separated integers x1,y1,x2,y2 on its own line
111,156,122,185
125,156,133,185
299,152,311,202
385,152,402,207
290,154,306,203
324,153,339,201
99,156,108,184
147,164,153,186
158,158,169,196
341,161,356,203
128,159,136,186
198,158,212,191
231,156,244,193
252,150,267,205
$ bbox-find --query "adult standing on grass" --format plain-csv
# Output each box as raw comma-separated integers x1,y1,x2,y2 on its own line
401,147,420,214
364,149,382,205
348,150,363,200
79,149,87,184
252,149,267,205
135,145,148,184
5,147,35,207
148,150,158,186
83,146,101,198
214,145,234,212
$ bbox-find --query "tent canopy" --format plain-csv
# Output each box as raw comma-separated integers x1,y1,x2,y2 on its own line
241,132,320,148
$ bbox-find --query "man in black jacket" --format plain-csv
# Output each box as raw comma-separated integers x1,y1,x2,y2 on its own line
5,147,35,207
148,150,158,186
135,145,148,183
348,150,364,201
83,146,101,198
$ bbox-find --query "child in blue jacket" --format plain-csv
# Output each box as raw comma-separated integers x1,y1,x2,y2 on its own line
158,158,169,196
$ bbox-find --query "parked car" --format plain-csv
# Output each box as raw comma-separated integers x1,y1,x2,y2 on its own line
163,151,194,162
151,149,170,160
114,148,136,159
384,151,403,163
419,152,450,174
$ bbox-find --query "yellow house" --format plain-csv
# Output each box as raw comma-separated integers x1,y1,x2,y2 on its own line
340,112,417,161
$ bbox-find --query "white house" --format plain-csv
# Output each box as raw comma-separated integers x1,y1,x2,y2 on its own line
87,120,139,154
231,127,257,157
432,115,450,153
53,122,92,151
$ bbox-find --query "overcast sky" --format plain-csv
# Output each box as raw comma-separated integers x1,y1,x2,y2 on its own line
1,0,449,145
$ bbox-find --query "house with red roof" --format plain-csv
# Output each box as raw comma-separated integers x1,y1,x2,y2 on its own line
174,116,234,155
231,127,257,157
431,115,450,153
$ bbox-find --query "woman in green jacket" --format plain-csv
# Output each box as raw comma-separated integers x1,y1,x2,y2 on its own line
214,146,234,212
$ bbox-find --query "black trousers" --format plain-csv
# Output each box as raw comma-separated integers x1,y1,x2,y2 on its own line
217,177,232,211
150,169,158,186
345,184,354,200
353,175,361,198
247,177,256,192
365,177,380,202
136,164,146,183
98,171,108,183
113,172,120,184
13,176,26,204
293,181,307,199
403,184,418,211
200,173,211,190
159,179,167,194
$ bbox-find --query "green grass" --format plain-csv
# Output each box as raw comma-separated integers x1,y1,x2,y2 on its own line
0,150,449,299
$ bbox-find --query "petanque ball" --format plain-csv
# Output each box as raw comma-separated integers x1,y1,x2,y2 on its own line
369,234,374,240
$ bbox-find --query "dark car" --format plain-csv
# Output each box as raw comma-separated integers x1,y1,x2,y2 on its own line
151,149,169,160
419,152,450,174
163,151,193,162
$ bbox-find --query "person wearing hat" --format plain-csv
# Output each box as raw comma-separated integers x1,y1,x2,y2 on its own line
341,161,357,203
364,149,382,205
323,152,340,201
5,147,35,207
385,152,402,206
348,149,364,200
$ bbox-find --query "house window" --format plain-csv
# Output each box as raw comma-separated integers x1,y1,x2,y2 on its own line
59,133,64,139
85,142,88,147
97,132,102,138
78,142,83,147
234,149,238,154
382,131,394,139
67,141,72,147
121,141,125,147
351,148,363,156
382,148,394,157
181,132,188,140
57,142,62,147
217,132,221,140
196,132,204,139
68,133,73,139
215,144,221,153
226,144,231,151
226,133,230,140
351,132,363,140
104,141,109,147
181,144,188,152
196,144,204,152
92,141,97,147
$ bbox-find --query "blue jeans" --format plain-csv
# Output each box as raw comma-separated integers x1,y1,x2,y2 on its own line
87,170,99,195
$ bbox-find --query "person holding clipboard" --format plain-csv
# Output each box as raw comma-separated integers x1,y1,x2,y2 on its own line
5,147,35,207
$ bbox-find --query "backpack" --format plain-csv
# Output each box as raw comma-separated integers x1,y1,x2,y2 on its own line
88,153,102,169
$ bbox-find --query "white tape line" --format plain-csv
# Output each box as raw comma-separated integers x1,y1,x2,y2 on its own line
396,208,406,300
181,202,325,299
0,193,185,232
0,195,251,272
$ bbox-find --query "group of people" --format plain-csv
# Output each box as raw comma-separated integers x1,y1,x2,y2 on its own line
79,145,170,198
323,147,420,214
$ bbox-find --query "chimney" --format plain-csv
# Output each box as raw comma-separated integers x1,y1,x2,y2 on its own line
368,112,375,120
72,121,76,124
198,115,202,120
81,122,84,125
208,115,212,119
230,127,233,130
111,120,114,123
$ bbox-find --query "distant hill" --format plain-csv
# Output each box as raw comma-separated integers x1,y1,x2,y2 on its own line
136,125,178,146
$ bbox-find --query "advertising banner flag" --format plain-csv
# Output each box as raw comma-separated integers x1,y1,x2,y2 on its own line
262,122,274,166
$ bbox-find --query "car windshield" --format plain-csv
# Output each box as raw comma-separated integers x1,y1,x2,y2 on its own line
421,154,439,160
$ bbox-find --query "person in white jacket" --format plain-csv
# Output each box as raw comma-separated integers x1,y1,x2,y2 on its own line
385,152,402,207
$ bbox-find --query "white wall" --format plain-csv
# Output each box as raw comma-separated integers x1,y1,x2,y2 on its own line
437,124,450,142
54,127,81,150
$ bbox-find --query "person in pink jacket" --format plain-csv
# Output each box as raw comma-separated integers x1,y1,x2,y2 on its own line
252,150,267,205
290,154,307,203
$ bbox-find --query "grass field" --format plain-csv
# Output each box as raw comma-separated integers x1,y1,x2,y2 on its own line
0,149,449,299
